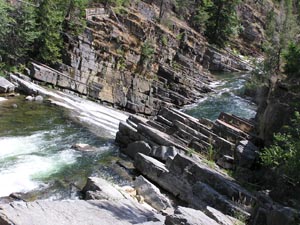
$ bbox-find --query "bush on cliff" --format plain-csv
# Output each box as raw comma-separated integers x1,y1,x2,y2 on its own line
260,111,300,183
283,42,300,76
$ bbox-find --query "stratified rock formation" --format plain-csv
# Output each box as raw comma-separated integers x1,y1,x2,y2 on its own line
25,0,259,116
115,106,259,221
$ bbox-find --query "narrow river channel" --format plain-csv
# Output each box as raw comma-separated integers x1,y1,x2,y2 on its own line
184,72,257,121
0,72,256,200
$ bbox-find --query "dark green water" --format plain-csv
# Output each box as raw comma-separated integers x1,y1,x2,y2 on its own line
0,96,125,199
184,73,257,121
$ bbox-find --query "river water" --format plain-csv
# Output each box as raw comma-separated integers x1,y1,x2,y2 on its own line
0,93,127,200
184,72,257,121
0,72,256,200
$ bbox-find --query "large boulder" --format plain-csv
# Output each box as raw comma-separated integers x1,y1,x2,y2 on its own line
134,175,172,211
235,140,258,168
0,77,15,93
165,206,219,225
82,177,124,200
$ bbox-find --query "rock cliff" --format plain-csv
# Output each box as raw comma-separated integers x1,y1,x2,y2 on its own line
255,76,300,145
26,0,264,116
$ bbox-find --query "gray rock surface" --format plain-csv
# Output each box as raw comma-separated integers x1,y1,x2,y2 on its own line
165,206,220,225
0,77,15,93
34,95,44,102
123,141,152,159
82,177,124,200
235,140,258,168
135,153,254,218
0,199,164,225
71,143,96,152
206,206,236,225
25,96,34,101
134,175,172,211
217,155,235,170
151,146,179,161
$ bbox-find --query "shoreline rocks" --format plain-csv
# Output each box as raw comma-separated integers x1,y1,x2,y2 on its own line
0,77,15,93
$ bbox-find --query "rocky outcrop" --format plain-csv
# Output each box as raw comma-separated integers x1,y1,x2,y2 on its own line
250,191,300,225
0,199,164,225
255,76,300,145
165,206,220,225
82,177,125,200
0,77,15,93
23,1,254,116
0,177,166,225
115,106,259,222
134,175,172,212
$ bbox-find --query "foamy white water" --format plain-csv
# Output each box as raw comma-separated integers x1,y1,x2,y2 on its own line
0,134,79,197
0,75,129,198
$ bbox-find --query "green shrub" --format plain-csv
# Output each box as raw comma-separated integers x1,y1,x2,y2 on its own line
162,35,168,46
141,41,155,60
260,111,300,183
283,42,300,76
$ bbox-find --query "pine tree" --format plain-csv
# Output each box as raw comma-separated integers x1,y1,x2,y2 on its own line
35,0,65,66
193,0,213,33
0,0,14,64
0,1,39,66
263,0,299,75
204,0,241,48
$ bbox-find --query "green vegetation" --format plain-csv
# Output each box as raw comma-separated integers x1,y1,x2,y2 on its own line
193,0,212,33
141,41,155,60
161,35,168,46
246,0,300,91
0,1,38,67
175,0,241,47
260,112,300,183
283,42,300,76
0,0,88,68
204,0,241,48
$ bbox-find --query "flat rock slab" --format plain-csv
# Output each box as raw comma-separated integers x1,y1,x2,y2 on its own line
0,199,164,225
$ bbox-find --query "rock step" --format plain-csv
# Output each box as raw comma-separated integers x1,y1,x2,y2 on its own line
134,153,255,218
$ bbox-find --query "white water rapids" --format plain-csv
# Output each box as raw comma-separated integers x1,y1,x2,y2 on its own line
0,75,128,198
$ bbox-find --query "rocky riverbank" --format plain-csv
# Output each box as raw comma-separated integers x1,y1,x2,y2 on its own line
1,71,300,225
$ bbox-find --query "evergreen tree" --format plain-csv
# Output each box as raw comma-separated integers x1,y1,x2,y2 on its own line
0,0,14,64
204,0,240,48
263,0,299,75
193,0,213,33
62,0,89,36
35,0,65,65
283,42,300,76
0,1,39,66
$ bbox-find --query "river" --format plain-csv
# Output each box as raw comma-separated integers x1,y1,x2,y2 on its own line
184,72,257,121
0,72,256,200
0,92,128,200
